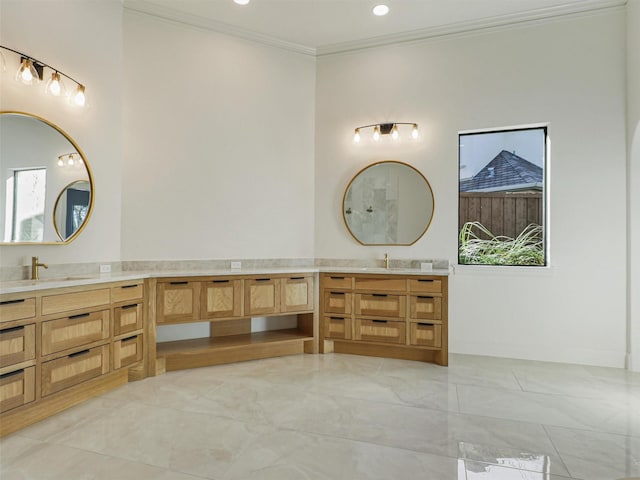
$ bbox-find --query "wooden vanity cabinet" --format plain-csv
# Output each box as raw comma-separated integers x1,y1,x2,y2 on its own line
320,273,448,365
153,273,316,373
0,279,146,437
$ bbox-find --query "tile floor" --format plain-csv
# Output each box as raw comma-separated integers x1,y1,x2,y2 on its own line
1,353,639,479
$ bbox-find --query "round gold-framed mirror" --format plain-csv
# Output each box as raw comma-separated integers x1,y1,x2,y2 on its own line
0,111,94,245
342,160,434,245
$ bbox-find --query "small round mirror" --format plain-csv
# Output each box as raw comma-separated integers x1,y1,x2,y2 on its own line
343,161,434,245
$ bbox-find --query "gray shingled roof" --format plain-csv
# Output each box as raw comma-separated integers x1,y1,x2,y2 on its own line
459,150,543,192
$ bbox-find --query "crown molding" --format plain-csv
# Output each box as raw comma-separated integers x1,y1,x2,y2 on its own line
123,0,317,56
124,0,626,58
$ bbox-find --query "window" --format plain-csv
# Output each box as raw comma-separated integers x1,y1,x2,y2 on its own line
6,168,47,242
458,126,547,266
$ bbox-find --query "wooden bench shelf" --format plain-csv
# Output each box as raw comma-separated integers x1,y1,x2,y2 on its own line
156,328,314,371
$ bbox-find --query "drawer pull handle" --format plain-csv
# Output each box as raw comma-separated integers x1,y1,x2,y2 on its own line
330,276,345,280
212,280,230,283
121,284,138,289
417,279,434,283
122,335,138,343
255,278,271,282
290,276,305,280
372,320,388,324
417,296,434,299
0,369,24,380
372,294,388,297
330,292,345,295
69,313,90,320
0,299,26,305
69,349,90,358
121,304,138,310
329,316,345,321
169,281,189,285
1,325,25,334
418,322,435,326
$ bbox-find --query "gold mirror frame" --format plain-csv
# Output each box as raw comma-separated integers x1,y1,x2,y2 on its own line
0,111,95,245
342,160,435,246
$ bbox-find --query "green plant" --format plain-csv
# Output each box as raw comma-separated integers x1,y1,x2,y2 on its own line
458,221,544,266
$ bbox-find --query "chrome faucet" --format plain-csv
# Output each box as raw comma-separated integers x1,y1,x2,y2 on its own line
31,256,48,280
384,253,390,269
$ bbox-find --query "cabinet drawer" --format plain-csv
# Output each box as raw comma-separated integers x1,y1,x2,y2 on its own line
323,315,352,340
114,304,143,337
42,288,110,316
0,366,35,413
202,279,242,319
355,294,405,318
0,298,36,323
41,345,109,397
113,334,143,370
409,295,442,320
409,322,442,348
41,310,110,356
408,278,442,294
354,319,406,344
245,278,280,316
281,276,314,312
322,275,353,289
157,281,200,324
0,324,36,368
112,283,144,303
323,291,352,315
354,277,406,292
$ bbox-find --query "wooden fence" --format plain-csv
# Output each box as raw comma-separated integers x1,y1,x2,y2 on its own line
459,191,543,239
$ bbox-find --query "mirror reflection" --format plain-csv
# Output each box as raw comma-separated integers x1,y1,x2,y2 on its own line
0,112,94,244
343,161,434,245
53,180,91,241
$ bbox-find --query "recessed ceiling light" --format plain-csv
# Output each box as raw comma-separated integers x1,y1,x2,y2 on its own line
234,0,250,5
372,4,389,16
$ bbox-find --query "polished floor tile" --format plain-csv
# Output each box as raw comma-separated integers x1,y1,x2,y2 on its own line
1,353,638,480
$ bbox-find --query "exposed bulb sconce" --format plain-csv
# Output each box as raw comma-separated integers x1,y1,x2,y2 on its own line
353,122,419,142
57,153,82,167
1,45,87,107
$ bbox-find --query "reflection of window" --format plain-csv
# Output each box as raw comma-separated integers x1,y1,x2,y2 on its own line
458,127,547,266
9,168,47,242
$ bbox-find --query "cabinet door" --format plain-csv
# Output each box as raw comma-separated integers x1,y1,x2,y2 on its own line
281,276,314,312
41,345,109,397
323,315,352,340
409,322,442,348
323,291,352,315
354,319,406,344
114,304,143,337
202,279,242,319
157,281,201,324
409,295,442,320
245,278,280,316
0,366,35,413
0,324,36,367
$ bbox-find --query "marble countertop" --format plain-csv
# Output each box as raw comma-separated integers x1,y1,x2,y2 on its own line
0,266,449,294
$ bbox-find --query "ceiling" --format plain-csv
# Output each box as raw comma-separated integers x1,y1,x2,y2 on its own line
123,0,626,55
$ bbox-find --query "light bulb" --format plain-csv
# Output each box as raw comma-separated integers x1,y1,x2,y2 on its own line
46,72,65,96
16,58,39,85
67,154,75,166
411,124,419,139
234,0,250,4
373,4,389,16
391,124,399,140
354,128,361,143
57,157,64,167
72,84,86,107
373,125,381,141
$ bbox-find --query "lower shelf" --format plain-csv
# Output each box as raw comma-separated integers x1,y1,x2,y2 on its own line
156,329,314,371
329,339,448,365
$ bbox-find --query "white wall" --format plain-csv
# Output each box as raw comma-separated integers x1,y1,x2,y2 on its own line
0,0,123,265
315,11,628,367
120,11,316,261
628,2,640,372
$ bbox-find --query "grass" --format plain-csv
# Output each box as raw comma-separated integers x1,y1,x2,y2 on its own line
458,221,545,266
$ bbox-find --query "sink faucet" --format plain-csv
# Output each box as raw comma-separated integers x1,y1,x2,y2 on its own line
384,253,390,269
31,256,48,280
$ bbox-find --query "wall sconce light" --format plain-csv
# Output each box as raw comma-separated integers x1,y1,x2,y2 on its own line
353,122,419,142
1,45,87,107
57,153,82,167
